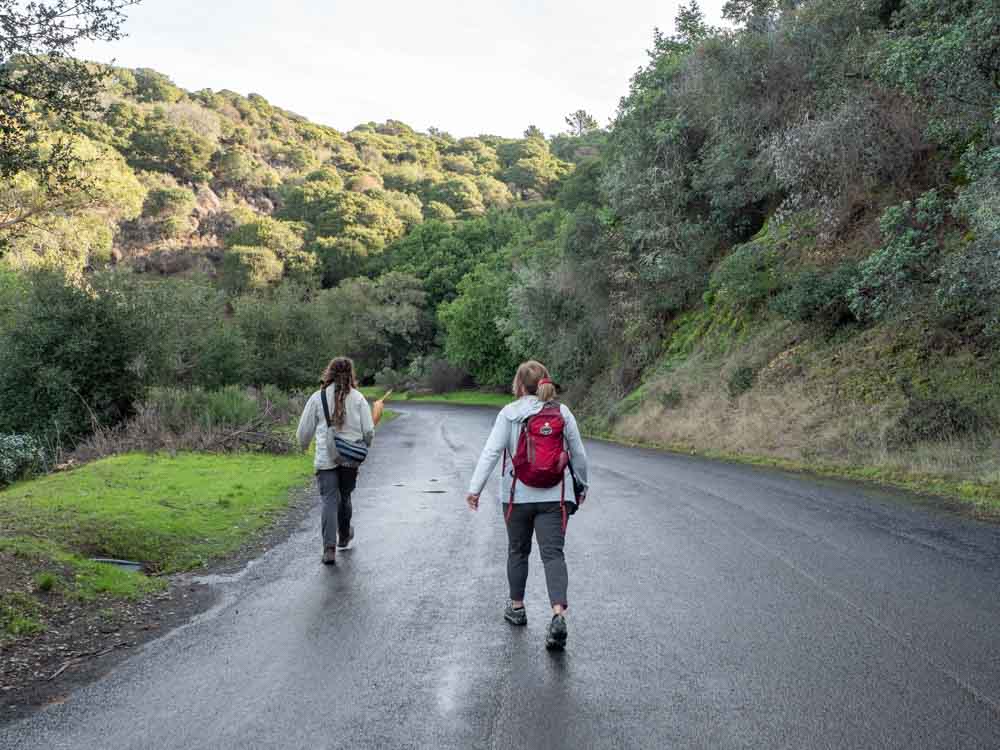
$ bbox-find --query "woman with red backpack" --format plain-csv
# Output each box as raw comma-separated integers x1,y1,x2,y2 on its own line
466,360,589,651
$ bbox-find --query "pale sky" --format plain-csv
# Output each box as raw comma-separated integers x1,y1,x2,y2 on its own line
77,0,726,138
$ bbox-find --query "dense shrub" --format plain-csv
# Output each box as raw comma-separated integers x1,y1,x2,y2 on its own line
439,258,521,388
128,117,216,183
771,264,858,327
220,246,284,294
848,191,946,322
225,216,306,256
232,283,330,389
0,434,48,485
406,356,470,393
0,271,156,441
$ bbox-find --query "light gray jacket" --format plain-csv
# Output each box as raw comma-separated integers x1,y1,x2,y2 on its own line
296,386,375,471
468,396,589,504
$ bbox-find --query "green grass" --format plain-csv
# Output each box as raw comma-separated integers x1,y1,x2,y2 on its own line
1,592,44,639
361,388,510,408
2,537,165,600
0,451,314,573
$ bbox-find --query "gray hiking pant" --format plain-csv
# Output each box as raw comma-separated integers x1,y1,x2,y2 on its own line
317,467,358,547
503,502,569,608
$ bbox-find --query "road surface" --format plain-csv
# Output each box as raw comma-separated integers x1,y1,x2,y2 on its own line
3,403,1000,749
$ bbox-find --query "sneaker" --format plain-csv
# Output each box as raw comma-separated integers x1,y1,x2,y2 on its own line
322,545,337,565
545,614,568,651
338,526,355,550
504,603,527,626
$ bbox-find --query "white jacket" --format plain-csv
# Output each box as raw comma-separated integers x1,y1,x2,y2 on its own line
468,396,589,504
296,386,375,471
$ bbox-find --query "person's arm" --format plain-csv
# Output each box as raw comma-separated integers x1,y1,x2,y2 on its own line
296,394,317,450
358,392,375,446
466,411,510,510
563,406,589,501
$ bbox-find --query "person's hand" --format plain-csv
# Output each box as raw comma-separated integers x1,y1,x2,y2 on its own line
576,490,587,507
466,493,480,511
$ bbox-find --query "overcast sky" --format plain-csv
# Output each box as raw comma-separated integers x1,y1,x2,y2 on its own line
77,1,727,138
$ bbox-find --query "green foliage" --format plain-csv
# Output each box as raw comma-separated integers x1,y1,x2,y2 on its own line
0,1,135,217
129,116,216,183
134,68,184,103
232,283,332,389
439,257,521,388
320,272,432,375
849,191,946,321
708,241,783,311
213,146,278,190
143,186,197,239
376,214,524,309
1,592,44,638
2,135,145,272
220,246,284,294
771,264,859,327
146,386,262,432
0,434,48,486
0,270,156,440
878,0,999,139
225,216,305,256
424,201,456,221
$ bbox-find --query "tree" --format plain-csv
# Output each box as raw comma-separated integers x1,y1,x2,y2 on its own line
523,125,545,140
439,255,521,387
0,268,154,440
0,0,141,236
564,109,598,137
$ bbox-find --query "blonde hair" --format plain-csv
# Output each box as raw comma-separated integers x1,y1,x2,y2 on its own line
320,357,357,429
512,360,557,402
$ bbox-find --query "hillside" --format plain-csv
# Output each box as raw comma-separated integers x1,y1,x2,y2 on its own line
1,0,999,506
2,64,572,285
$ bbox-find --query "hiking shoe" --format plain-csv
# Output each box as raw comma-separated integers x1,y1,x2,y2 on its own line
338,526,355,550
322,545,337,565
504,603,527,626
545,614,568,651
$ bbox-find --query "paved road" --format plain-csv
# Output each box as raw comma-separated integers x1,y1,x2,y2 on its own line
3,403,1000,749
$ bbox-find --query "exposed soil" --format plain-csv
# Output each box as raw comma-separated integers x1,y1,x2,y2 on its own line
0,482,317,725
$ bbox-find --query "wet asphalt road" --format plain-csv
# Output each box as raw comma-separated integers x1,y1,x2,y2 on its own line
3,403,1000,749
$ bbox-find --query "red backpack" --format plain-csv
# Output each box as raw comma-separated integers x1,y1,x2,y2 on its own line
511,402,569,488
504,402,571,528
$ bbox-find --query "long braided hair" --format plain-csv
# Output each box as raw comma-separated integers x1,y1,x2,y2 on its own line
320,357,357,429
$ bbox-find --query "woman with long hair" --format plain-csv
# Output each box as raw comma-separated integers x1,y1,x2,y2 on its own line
466,360,589,650
297,357,382,565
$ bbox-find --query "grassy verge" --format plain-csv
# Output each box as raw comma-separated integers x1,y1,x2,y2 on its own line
361,387,509,408
586,431,1000,516
0,451,314,574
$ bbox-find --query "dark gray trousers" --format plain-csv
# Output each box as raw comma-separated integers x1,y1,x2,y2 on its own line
503,502,569,608
317,467,358,547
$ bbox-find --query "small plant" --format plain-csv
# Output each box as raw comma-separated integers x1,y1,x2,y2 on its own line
727,366,757,398
35,572,57,593
657,388,683,409
1,593,44,638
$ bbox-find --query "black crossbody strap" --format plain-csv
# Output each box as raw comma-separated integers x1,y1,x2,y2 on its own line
320,386,333,427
